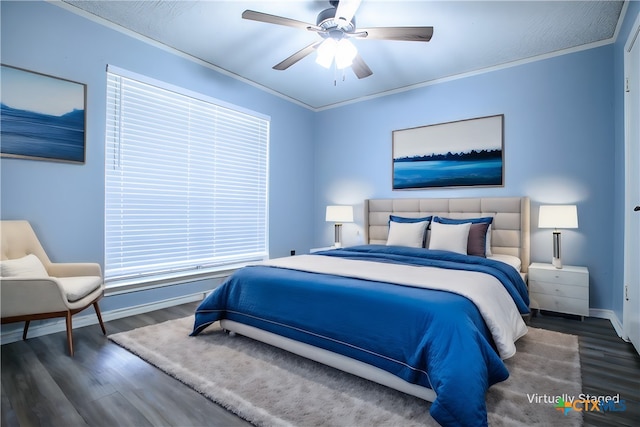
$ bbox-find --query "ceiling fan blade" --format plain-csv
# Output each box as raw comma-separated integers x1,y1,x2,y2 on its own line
351,54,373,79
335,0,362,27
358,26,433,42
242,10,316,31
273,41,323,70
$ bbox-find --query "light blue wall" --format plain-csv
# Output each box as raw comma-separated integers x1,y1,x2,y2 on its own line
314,45,618,311
0,1,315,312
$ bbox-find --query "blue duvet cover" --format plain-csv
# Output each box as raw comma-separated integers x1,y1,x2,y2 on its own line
192,245,530,426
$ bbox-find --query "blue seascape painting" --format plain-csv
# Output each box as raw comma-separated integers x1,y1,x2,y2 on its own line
1,65,85,163
393,115,504,189
394,157,503,189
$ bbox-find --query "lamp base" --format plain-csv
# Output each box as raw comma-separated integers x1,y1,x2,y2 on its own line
552,230,562,269
334,223,343,248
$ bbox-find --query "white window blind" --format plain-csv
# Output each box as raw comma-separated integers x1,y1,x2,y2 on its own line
105,66,269,283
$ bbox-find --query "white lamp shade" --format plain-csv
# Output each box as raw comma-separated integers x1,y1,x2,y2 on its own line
335,39,357,69
326,205,354,223
316,38,337,68
316,38,358,70
538,205,578,229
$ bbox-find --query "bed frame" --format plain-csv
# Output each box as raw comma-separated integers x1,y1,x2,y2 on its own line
221,196,530,402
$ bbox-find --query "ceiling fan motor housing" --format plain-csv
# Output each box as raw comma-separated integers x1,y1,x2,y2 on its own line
317,6,356,38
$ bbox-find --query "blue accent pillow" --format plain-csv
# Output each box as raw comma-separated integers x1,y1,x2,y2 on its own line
390,215,432,223
433,216,493,257
433,216,493,225
389,215,432,247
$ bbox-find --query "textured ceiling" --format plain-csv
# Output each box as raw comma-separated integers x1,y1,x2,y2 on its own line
60,1,625,110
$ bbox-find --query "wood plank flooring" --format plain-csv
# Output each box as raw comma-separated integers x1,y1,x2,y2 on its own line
529,311,640,426
1,302,249,427
2,303,638,426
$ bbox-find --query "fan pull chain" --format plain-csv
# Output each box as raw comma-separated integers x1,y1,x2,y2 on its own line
331,63,348,86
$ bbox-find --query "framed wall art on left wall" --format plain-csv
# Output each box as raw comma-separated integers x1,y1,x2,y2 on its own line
1,65,86,164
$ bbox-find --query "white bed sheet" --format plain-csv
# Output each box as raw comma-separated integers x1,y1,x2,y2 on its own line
488,253,522,271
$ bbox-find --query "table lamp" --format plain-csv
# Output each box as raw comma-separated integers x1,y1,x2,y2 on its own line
326,205,353,248
538,205,578,269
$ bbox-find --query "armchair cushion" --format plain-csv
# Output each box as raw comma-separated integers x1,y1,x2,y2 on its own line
0,254,49,277
59,276,103,303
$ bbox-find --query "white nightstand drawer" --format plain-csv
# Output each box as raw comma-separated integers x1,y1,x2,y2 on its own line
531,292,589,316
529,280,588,300
528,267,588,287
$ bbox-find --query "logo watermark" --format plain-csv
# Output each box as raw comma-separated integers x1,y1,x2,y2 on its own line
527,393,627,415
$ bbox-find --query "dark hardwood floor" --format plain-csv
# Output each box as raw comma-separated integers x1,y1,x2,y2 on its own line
1,302,249,427
2,303,638,426
529,311,640,427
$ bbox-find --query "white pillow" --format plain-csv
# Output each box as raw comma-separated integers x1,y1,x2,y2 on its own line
0,254,49,277
386,220,428,248
428,221,471,255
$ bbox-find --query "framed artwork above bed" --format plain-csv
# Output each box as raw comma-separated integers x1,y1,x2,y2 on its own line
392,114,504,190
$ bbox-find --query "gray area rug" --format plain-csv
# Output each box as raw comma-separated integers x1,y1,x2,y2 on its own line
109,317,583,426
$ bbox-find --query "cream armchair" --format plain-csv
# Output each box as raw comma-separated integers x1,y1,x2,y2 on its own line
1,220,106,356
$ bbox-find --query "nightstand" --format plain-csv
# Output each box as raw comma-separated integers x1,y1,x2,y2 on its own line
528,262,589,320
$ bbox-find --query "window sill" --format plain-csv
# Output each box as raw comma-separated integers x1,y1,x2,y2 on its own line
104,262,249,296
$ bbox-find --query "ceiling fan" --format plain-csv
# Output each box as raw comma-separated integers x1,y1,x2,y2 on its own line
242,0,433,79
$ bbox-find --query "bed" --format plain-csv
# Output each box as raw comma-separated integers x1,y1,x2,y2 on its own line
192,197,531,426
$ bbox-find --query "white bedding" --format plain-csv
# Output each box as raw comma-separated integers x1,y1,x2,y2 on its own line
488,253,522,271
261,254,528,359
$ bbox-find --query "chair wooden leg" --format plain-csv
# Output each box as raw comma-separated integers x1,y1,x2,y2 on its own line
93,302,106,335
65,313,74,357
22,321,30,341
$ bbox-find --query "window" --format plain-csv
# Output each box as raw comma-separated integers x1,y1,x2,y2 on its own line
105,65,269,284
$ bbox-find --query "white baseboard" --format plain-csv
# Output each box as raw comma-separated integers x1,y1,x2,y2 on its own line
589,308,624,337
0,292,206,345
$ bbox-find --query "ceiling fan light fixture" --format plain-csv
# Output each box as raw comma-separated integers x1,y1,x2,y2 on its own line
316,38,338,68
242,0,432,80
335,39,357,69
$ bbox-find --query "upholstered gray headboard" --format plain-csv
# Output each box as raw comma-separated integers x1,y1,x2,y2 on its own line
364,197,530,272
